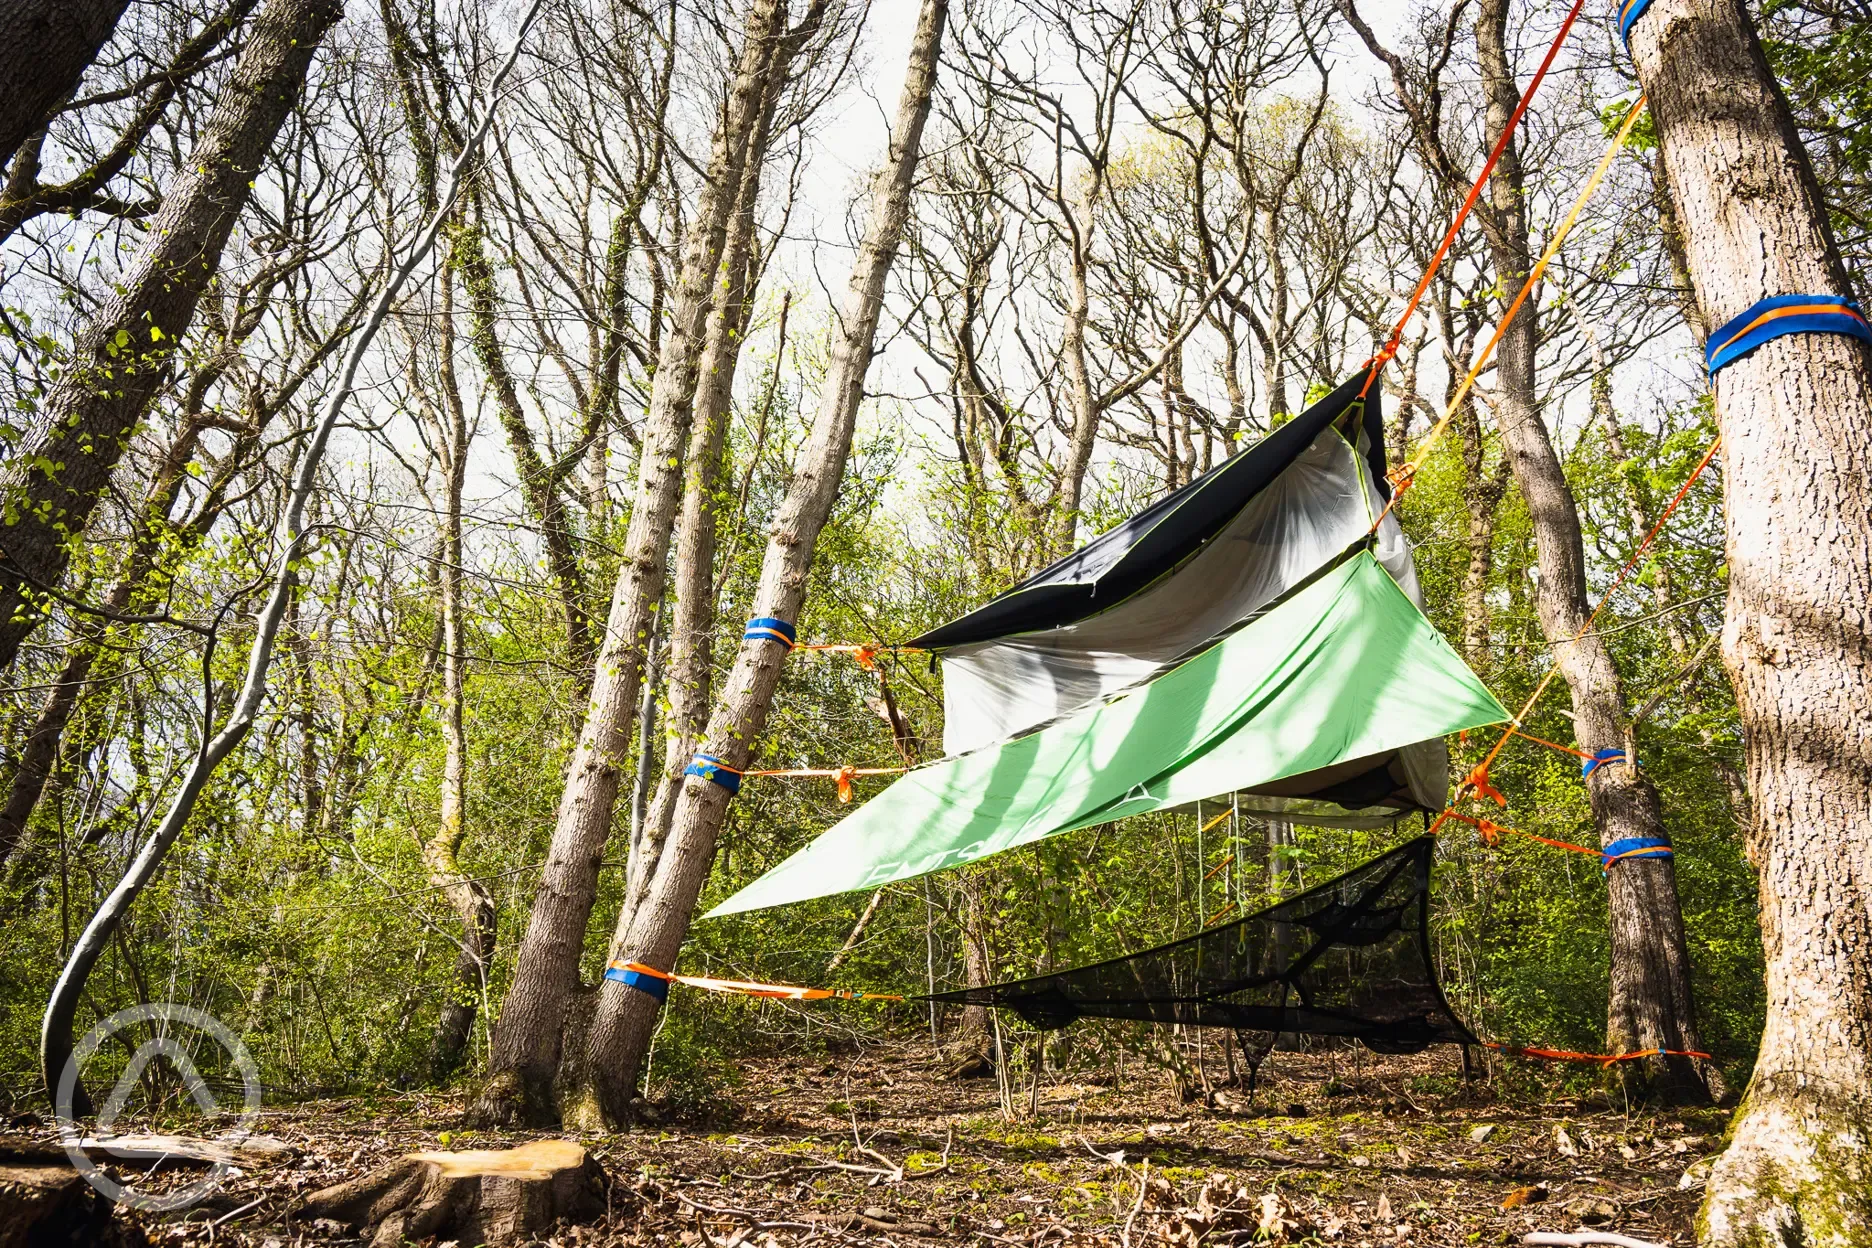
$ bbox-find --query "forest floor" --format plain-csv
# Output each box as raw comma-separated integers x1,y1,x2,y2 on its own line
33,1038,1732,1247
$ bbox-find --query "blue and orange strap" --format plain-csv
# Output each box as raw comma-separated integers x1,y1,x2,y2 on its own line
743,616,798,648
1705,294,1872,377
1616,0,1654,47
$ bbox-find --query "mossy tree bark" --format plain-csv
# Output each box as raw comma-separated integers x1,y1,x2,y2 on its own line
1627,0,1872,1242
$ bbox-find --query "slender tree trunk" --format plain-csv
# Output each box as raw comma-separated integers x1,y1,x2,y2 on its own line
626,72,784,919
957,877,994,1047
0,584,127,867
0,0,131,176
451,215,594,689
1473,0,1709,1102
426,270,497,1083
0,0,342,671
826,886,886,973
1591,359,1751,827
569,0,946,1129
1628,1,1872,1240
469,0,791,1128
1449,315,1509,670
1053,196,1104,557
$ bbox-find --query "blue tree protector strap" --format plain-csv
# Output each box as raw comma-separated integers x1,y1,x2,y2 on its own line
685,753,741,794
1706,294,1872,377
1581,747,1632,777
1601,837,1673,870
603,962,671,1001
1616,0,1655,47
744,616,797,648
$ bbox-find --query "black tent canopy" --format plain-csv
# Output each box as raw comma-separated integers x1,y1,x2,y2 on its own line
910,372,1385,651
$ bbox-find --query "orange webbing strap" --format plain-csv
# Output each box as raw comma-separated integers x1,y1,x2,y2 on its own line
1375,94,1648,511
1357,0,1590,401
1510,728,1596,761
1484,1041,1712,1066
741,763,907,803
792,643,925,671
1440,809,1600,860
609,961,904,1003
1435,430,1723,827
1197,809,1236,881
688,756,910,803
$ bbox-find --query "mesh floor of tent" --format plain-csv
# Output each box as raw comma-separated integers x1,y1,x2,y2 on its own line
925,837,1476,1054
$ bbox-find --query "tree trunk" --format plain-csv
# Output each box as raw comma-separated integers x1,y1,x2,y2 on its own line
0,0,341,672
0,0,131,177
1449,313,1509,671
1051,194,1104,557
626,70,784,919
956,874,995,1052
425,268,497,1083
568,0,946,1129
452,215,594,689
1472,0,1709,1103
1591,358,1751,829
1628,0,1872,1241
470,0,790,1128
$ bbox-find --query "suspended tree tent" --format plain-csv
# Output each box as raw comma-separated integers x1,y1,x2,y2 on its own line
927,836,1477,1054
912,376,1453,827
709,560,1505,916
709,376,1505,918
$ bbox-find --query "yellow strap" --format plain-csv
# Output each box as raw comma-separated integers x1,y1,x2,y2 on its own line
1387,96,1649,497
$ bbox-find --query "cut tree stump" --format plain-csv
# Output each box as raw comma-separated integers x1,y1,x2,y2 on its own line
297,1138,605,1247
0,1139,145,1248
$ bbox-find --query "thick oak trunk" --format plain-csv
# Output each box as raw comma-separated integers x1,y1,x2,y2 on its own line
0,0,340,671
470,0,789,1128
1473,0,1709,1102
0,0,130,178
571,0,947,1128
1627,1,1872,1242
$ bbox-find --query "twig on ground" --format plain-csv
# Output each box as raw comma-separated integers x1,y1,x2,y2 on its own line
1525,1233,1667,1248
210,1196,266,1227
1122,1158,1149,1248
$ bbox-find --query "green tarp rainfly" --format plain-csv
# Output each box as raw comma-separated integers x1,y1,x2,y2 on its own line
707,552,1507,917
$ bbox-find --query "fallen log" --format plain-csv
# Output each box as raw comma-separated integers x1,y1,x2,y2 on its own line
71,1133,296,1167
297,1138,604,1247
